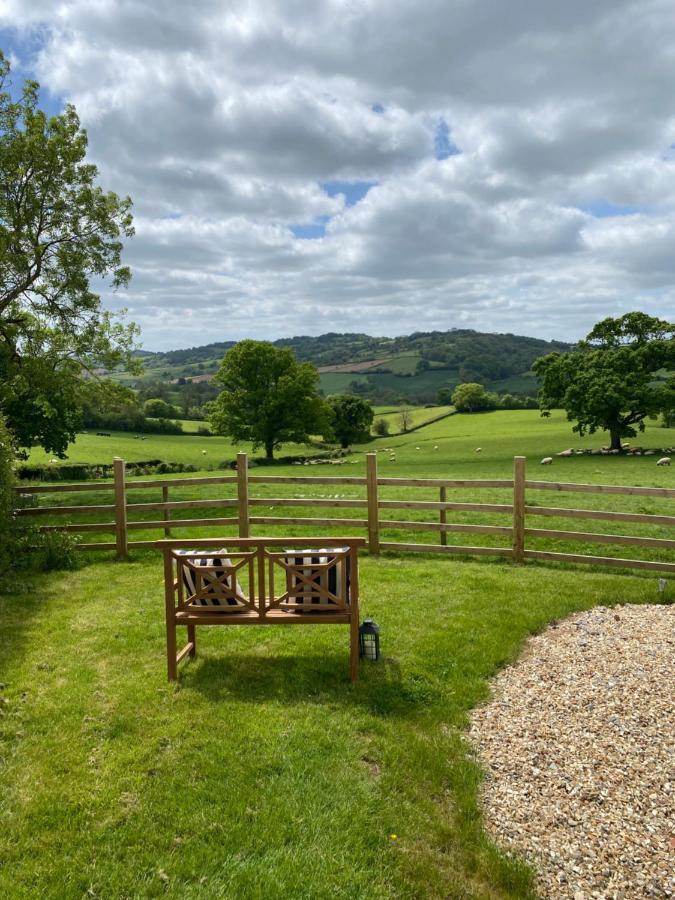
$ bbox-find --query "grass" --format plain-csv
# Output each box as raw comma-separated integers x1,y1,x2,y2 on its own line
25,430,315,467
22,410,675,567
0,554,665,898
373,405,453,433
5,410,675,895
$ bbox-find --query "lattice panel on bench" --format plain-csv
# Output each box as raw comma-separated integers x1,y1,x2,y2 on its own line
265,548,351,613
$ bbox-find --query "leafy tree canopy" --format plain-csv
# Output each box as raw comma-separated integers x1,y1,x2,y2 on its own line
0,52,137,455
325,395,374,448
144,398,180,420
451,382,497,413
533,312,675,450
209,340,327,459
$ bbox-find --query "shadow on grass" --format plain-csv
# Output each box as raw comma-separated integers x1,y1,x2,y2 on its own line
182,652,438,718
0,575,68,677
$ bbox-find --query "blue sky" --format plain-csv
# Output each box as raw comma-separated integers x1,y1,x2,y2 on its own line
2,1,674,349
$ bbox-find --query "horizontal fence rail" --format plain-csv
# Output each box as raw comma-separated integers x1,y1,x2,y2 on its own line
13,453,675,574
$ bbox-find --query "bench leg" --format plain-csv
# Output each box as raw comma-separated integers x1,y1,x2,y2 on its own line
167,616,177,681
350,615,360,682
187,623,197,657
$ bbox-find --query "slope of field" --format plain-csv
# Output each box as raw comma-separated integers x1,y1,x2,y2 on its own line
373,405,453,433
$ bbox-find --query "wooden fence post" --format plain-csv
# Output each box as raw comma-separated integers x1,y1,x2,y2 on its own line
439,485,447,546
113,457,128,559
237,452,250,538
366,452,380,555
162,485,171,537
512,456,526,563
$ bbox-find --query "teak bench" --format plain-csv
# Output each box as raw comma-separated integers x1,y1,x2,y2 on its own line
157,537,365,682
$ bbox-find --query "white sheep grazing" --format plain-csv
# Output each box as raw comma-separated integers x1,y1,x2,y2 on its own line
557,448,573,457
657,457,671,466
201,450,207,454
434,445,439,450
475,447,482,453
540,457,553,465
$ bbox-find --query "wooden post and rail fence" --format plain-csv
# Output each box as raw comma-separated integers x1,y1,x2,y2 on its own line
13,452,675,574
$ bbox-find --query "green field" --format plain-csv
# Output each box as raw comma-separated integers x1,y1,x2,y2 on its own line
5,410,674,897
373,405,453,433
21,409,675,567
26,429,314,467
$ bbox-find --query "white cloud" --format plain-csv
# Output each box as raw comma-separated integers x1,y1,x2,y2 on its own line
2,0,675,347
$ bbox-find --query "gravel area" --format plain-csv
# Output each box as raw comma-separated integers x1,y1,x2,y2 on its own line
469,604,674,899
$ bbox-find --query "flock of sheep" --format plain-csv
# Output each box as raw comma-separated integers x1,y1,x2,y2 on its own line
540,447,671,465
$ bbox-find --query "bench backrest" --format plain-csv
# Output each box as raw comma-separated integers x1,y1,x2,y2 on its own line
160,537,364,616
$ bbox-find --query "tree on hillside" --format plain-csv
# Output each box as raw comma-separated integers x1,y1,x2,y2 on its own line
373,417,390,436
144,398,180,419
398,405,413,432
0,53,137,456
451,382,497,412
325,395,374,447
533,312,675,451
209,340,328,459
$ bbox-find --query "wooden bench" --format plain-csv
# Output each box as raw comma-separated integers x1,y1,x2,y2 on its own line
158,537,365,682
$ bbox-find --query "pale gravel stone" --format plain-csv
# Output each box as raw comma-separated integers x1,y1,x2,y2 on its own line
469,604,674,899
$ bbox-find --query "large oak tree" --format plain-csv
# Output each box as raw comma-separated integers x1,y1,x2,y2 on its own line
209,340,328,459
533,312,675,450
0,52,137,455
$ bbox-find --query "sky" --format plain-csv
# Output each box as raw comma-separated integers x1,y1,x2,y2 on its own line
1,0,675,351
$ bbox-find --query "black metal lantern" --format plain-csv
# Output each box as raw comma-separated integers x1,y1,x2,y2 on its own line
359,619,381,661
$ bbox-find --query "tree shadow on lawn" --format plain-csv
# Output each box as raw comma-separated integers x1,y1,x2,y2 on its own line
0,573,69,678
182,651,439,718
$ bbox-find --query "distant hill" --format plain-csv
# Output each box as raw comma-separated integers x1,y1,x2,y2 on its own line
128,329,570,404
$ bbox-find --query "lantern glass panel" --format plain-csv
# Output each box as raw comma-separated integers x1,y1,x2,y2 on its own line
359,619,380,660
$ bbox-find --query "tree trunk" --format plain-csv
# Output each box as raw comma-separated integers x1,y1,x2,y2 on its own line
609,428,623,451
265,439,274,460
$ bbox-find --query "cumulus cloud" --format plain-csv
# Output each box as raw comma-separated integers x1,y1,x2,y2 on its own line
2,0,675,347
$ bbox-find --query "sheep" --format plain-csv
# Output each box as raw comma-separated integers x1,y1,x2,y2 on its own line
434,445,439,450
556,449,573,457
657,457,671,466
201,450,207,455
475,447,482,453
540,457,553,465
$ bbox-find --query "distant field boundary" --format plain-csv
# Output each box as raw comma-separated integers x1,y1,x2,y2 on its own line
14,454,675,575
372,408,456,435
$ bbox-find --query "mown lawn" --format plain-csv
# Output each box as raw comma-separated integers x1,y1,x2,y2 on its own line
0,554,664,898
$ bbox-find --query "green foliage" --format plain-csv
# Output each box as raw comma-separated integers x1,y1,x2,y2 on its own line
325,395,374,447
534,312,675,450
143,398,181,419
0,414,15,580
80,381,182,435
0,52,137,455
209,340,328,459
451,382,497,412
373,417,390,436
25,529,79,572
127,329,567,405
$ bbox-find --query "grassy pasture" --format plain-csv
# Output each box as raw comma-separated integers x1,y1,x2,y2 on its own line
373,405,453,433
25,429,313,467
22,410,675,567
